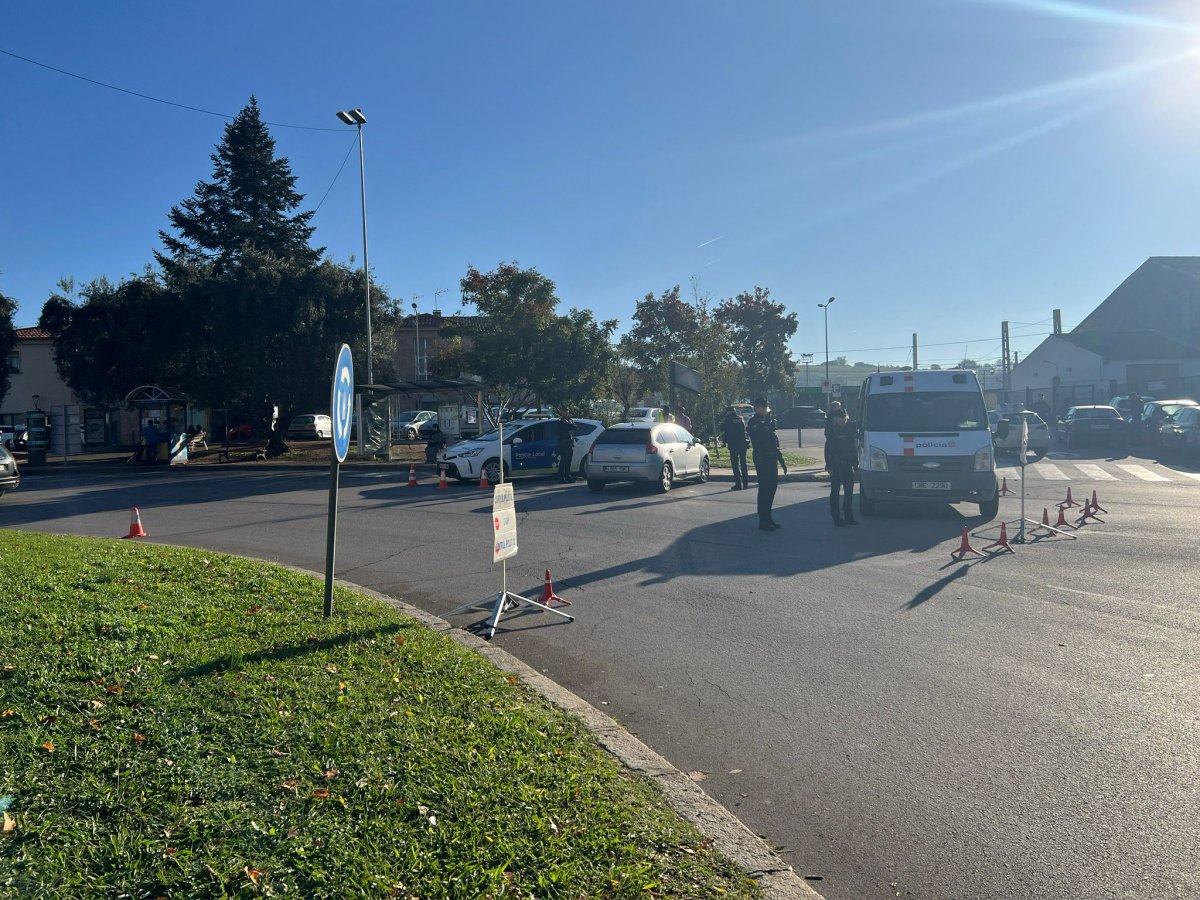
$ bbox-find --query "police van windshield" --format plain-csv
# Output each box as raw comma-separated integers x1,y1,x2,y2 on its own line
865,391,988,432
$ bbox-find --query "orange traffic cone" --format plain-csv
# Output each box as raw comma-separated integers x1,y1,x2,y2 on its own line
950,526,984,560
982,521,1015,553
540,569,571,607
1054,506,1078,530
437,470,449,489
1058,486,1079,509
123,507,147,539
479,470,490,489
406,463,418,487
998,477,1014,496
1032,507,1053,535
1090,490,1108,514
1076,499,1100,524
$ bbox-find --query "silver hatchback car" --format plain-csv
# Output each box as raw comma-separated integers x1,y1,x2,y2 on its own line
584,423,710,492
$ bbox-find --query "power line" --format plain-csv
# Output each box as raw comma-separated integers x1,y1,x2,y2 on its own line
0,47,344,131
312,134,361,213
797,331,1052,356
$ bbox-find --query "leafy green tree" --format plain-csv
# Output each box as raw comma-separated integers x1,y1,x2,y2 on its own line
455,262,615,411
621,285,702,398
714,286,797,399
156,97,321,275
0,288,18,408
957,359,979,370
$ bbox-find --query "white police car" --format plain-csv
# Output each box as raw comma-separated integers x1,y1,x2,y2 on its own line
437,418,604,483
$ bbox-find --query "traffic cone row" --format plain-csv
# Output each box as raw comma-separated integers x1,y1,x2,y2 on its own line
123,507,147,539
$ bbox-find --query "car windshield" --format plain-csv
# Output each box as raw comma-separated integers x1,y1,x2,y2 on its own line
628,409,653,418
597,428,651,444
865,391,988,431
471,429,502,442
1159,404,1193,417
395,411,421,423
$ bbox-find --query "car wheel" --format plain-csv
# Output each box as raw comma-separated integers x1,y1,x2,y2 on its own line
482,459,504,484
657,462,674,493
696,457,710,483
859,495,876,516
587,479,605,492
407,427,419,440
978,495,999,519
1065,433,1075,450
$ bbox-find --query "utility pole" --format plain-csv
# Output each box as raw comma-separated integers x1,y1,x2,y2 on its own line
1052,309,1062,334
411,295,423,380
801,352,813,387
818,297,835,412
1001,320,1011,401
912,334,918,371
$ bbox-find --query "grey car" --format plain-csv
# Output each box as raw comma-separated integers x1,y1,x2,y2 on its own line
0,445,21,495
584,423,710,493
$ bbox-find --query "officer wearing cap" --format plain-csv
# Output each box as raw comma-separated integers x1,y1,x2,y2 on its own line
747,397,782,531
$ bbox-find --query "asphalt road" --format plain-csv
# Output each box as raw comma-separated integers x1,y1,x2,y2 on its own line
2,443,1198,900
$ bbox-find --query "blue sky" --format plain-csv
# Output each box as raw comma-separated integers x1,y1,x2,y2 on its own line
4,0,1200,369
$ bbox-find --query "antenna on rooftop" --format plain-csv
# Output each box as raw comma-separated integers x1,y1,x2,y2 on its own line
433,288,447,313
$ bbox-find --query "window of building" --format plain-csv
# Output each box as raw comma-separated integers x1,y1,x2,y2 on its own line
415,337,431,378
7,349,19,373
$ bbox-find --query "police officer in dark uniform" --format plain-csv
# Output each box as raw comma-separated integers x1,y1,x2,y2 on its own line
824,406,859,526
747,397,783,530
720,406,749,490
556,415,578,483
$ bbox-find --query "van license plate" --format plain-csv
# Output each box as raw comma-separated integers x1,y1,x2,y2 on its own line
604,465,630,472
912,481,951,490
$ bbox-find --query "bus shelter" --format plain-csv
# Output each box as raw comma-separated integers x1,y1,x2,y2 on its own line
124,385,193,465
358,376,489,461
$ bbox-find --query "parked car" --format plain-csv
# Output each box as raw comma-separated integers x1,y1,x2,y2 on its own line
625,406,666,424
1108,394,1157,422
776,406,827,429
0,444,20,495
1157,406,1200,454
583,422,711,493
0,425,27,452
1056,405,1127,449
1138,399,1198,446
988,409,1050,460
286,414,332,440
437,418,603,483
394,410,438,440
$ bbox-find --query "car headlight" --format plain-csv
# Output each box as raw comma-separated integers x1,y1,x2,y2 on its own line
455,447,484,458
867,446,888,472
974,444,994,472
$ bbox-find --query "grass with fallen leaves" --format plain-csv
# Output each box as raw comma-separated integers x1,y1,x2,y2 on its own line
0,531,760,898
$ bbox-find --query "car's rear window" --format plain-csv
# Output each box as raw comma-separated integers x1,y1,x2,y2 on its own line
1076,408,1120,419
596,428,651,445
294,416,314,424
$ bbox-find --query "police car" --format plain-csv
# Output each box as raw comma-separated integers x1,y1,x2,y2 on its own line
437,418,604,483
988,408,1050,461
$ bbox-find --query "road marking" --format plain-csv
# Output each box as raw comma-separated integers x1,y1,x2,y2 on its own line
995,467,1021,481
1170,469,1200,481
1116,464,1170,482
1073,464,1117,481
1032,462,1070,480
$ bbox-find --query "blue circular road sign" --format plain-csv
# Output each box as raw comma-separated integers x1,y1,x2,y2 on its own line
331,344,354,462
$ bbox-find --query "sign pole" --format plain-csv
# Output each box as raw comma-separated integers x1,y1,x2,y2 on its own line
324,344,355,617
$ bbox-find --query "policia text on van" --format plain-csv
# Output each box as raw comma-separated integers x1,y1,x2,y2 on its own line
856,370,1000,518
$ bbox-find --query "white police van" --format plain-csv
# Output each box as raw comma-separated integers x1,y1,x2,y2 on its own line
856,369,999,517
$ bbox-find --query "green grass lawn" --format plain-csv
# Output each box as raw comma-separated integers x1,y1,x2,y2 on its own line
709,447,818,470
0,532,760,898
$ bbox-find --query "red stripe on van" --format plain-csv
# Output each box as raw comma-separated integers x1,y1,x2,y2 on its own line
903,448,915,456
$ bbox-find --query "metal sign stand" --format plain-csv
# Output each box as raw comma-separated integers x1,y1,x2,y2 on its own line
445,411,574,640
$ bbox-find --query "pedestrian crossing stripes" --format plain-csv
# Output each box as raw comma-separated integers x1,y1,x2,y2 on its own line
995,461,1200,484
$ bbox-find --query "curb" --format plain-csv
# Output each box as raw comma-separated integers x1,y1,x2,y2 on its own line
342,579,826,899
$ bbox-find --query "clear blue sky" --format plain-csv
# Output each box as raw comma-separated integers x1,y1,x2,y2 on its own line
4,0,1200,369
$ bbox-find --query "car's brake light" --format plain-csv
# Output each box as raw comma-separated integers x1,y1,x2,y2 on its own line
646,438,658,454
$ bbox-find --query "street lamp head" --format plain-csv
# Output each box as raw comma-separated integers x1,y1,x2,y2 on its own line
336,109,367,125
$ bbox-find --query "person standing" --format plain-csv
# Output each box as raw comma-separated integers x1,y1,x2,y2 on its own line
556,415,578,483
1031,394,1052,423
824,400,843,440
141,419,159,464
747,397,782,531
720,406,749,491
675,405,692,432
824,406,859,526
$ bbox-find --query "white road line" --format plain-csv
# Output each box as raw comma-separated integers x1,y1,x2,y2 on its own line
1073,463,1118,481
1171,469,1200,481
995,467,1021,481
1032,463,1070,480
1116,464,1170,482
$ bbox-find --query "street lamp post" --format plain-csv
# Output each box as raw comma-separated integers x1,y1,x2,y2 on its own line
818,297,835,410
801,352,813,388
336,108,372,386
412,296,424,380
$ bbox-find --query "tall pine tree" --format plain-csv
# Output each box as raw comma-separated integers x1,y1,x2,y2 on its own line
156,97,321,274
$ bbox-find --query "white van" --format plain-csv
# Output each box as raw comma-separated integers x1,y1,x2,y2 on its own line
856,370,999,517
